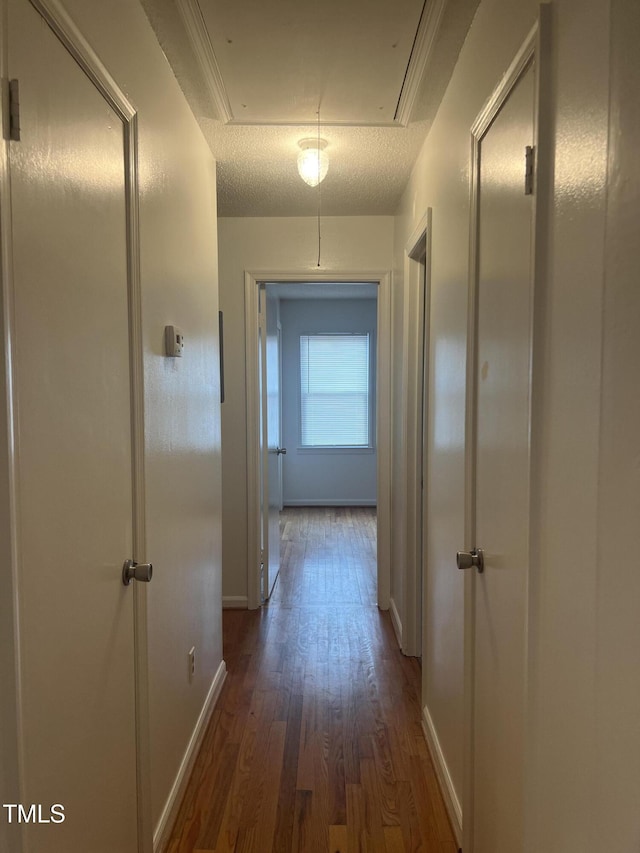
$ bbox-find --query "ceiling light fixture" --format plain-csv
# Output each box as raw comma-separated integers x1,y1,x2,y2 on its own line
297,138,329,187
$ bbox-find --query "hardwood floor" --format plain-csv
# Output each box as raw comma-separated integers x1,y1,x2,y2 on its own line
167,507,458,853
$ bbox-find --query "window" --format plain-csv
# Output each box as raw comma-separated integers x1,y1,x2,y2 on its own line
300,333,372,448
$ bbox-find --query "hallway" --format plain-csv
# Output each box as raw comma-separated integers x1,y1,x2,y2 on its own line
168,508,457,852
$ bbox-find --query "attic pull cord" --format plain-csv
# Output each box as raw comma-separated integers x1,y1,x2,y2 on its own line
317,107,322,267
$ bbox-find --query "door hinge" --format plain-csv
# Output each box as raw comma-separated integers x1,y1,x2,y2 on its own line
524,144,535,195
8,79,21,141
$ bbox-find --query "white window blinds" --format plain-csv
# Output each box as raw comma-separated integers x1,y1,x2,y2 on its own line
300,333,371,447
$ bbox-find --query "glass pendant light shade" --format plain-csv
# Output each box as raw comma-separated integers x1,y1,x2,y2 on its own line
297,138,329,187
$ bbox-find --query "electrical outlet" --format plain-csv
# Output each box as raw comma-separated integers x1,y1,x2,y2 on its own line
188,647,195,682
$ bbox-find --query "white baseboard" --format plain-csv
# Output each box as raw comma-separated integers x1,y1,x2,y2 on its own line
421,703,462,846
389,596,402,648
283,499,377,507
153,660,227,852
222,595,248,609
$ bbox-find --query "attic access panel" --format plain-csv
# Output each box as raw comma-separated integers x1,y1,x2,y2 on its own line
198,0,425,125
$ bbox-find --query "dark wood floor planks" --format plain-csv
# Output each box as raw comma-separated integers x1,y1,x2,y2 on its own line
167,507,457,853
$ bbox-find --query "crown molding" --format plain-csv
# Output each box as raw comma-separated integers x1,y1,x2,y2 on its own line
395,0,447,126
175,0,233,123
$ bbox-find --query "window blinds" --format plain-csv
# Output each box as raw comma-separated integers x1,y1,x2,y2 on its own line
300,333,371,447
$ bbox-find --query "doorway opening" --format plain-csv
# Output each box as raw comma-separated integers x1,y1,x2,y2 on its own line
400,209,432,658
266,283,378,603
244,272,392,613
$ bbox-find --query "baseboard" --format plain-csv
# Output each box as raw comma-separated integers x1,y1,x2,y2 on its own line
153,660,227,852
222,595,248,609
389,596,402,648
421,703,463,846
282,499,377,507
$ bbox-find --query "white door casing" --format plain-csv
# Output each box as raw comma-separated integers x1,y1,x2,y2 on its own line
403,209,432,657
245,272,392,611
463,15,548,853
277,321,284,512
2,0,150,850
259,286,282,600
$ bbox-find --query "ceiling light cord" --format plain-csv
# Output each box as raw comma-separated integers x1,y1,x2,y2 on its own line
317,108,322,267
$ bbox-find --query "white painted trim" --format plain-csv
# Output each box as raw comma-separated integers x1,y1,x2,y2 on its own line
175,0,233,123
0,3,26,848
406,209,432,259
283,499,377,507
422,704,463,846
244,271,392,612
258,286,270,601
125,109,154,853
375,273,392,611
222,595,249,609
395,0,448,126
463,60,482,853
171,0,447,133
245,273,262,610
29,0,136,121
153,661,227,853
389,597,403,648
471,19,539,139
401,210,432,657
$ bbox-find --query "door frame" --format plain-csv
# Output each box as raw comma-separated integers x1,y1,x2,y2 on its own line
277,318,284,511
462,11,550,852
245,270,392,611
402,209,432,657
0,1,151,850
258,285,283,602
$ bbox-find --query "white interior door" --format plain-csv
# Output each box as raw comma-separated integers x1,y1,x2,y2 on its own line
259,286,282,600
464,59,536,853
8,0,141,849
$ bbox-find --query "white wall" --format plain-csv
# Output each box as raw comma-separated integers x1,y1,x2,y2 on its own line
524,0,611,841
218,216,393,605
394,0,639,849
595,2,640,846
280,297,377,506
1,0,223,840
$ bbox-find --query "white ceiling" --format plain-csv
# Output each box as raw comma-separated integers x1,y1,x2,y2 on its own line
141,0,480,216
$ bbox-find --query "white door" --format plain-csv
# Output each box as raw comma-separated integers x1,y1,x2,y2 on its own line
7,0,142,849
259,286,282,600
463,59,536,853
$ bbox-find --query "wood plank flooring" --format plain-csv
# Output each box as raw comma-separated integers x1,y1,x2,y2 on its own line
167,507,458,853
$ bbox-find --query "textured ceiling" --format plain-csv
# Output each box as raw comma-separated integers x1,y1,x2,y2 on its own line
141,0,481,217
209,120,432,217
